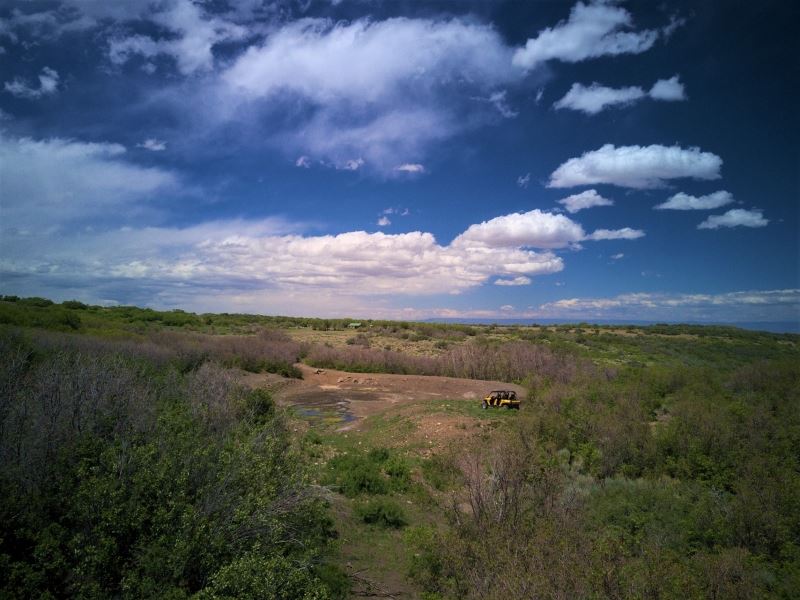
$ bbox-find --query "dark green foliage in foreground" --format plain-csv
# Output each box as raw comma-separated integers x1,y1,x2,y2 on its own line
355,498,408,529
410,358,800,599
325,447,412,497
0,328,336,599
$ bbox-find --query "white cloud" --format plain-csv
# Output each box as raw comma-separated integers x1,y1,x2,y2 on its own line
558,189,613,213
655,190,734,210
137,138,167,151
513,1,660,69
225,17,517,105
221,17,521,171
2,221,566,300
383,207,410,216
537,289,799,322
295,155,311,168
0,133,179,230
108,0,247,75
4,67,59,99
495,276,531,286
108,35,161,65
453,209,586,249
586,227,645,241
549,144,722,189
649,75,686,101
284,107,454,174
698,209,769,230
340,158,364,171
488,90,518,118
517,173,531,188
554,83,645,114
452,209,643,249
377,216,391,227
554,75,687,115
500,304,514,311
394,163,425,174
610,253,624,260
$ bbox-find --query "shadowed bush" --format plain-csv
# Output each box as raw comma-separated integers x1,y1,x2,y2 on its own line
0,329,335,599
355,498,408,529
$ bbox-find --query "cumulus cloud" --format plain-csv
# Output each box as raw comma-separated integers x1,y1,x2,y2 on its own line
513,1,660,69
0,133,179,230
655,190,734,210
610,253,624,260
4,66,59,99
377,216,391,227
137,138,167,151
558,189,613,213
295,155,311,168
453,209,586,249
452,209,643,249
649,75,686,100
2,222,566,300
554,75,686,114
517,173,531,188
698,209,768,230
549,144,722,189
495,276,532,286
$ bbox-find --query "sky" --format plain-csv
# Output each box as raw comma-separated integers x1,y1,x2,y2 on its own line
0,0,798,324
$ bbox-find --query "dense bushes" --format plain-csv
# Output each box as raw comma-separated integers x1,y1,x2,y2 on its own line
325,447,411,497
410,359,800,599
306,340,595,385
0,328,335,599
148,329,304,377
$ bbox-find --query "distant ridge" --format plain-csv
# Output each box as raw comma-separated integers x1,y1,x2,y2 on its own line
423,318,800,334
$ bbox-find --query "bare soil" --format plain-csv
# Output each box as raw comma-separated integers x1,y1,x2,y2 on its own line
239,363,525,430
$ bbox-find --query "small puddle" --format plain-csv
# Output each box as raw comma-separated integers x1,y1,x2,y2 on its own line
289,390,357,425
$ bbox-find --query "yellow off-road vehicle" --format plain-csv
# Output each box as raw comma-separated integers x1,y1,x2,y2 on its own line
482,390,520,410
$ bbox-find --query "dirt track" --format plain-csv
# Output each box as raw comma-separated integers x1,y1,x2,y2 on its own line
239,363,525,428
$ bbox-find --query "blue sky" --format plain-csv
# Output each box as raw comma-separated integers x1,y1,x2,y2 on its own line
0,0,798,323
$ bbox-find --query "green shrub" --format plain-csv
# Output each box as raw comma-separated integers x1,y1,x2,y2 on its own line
61,300,88,309
327,454,388,496
315,564,350,600
384,455,411,492
0,332,336,599
355,498,408,528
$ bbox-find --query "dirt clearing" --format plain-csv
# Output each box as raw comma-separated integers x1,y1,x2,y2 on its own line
239,363,525,429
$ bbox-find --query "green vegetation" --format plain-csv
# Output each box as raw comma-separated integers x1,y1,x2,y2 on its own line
355,498,408,529
1,295,798,598
0,328,337,599
408,360,800,599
